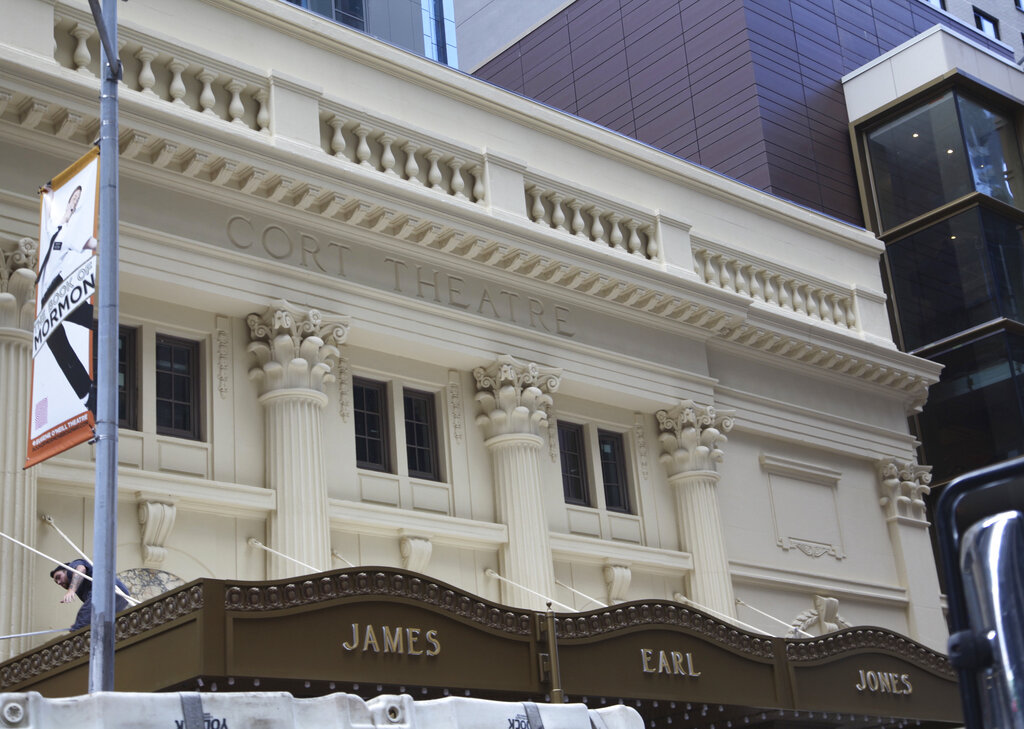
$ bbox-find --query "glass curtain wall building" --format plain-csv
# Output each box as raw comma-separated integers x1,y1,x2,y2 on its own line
859,85,1024,483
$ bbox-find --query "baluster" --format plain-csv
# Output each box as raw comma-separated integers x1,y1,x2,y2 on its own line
379,133,397,176
819,292,832,322
776,276,791,309
705,253,720,286
626,221,641,254
716,255,733,290
695,250,711,282
354,125,372,168
168,59,188,105
762,273,777,305
226,80,246,125
549,193,566,231
70,24,92,74
135,48,158,96
807,287,821,318
831,295,847,327
792,282,806,314
255,89,270,134
403,142,420,181
197,68,217,115
528,186,545,223
589,206,605,243
746,265,763,300
843,300,857,329
328,116,347,158
568,200,585,237
450,159,467,198
733,262,749,296
469,165,485,203
607,213,623,249
644,225,659,259
426,151,443,190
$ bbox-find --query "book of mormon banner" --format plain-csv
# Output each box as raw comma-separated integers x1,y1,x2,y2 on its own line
26,147,100,468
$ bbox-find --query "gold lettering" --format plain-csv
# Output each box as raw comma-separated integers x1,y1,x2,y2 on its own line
855,669,867,692
901,674,913,695
866,671,879,691
342,623,359,651
425,629,441,656
363,625,380,653
226,215,255,249
406,627,423,655
641,648,655,673
685,652,701,677
657,650,671,674
671,651,686,675
447,276,469,309
382,626,403,653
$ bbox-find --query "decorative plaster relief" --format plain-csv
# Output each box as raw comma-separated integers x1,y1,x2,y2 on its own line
214,315,231,400
137,496,177,567
446,369,463,443
876,458,932,525
656,400,734,476
603,562,631,604
400,534,432,573
633,412,649,480
760,454,845,560
789,595,851,638
337,356,352,420
473,354,561,440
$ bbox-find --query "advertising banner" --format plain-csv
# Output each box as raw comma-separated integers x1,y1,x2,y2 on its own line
26,147,100,468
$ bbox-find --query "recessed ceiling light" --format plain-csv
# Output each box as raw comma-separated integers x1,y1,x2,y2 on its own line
912,132,920,138
951,235,957,240
947,149,955,154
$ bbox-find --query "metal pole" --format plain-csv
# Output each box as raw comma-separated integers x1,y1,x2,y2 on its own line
89,0,120,694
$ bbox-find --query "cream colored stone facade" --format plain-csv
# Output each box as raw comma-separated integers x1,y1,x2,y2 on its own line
1,0,947,662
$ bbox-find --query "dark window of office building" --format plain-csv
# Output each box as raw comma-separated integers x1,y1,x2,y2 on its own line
866,91,1024,231
156,335,200,440
917,329,1024,482
598,430,630,513
92,326,137,430
558,422,589,506
886,207,1024,350
284,0,364,31
354,377,390,471
404,389,440,481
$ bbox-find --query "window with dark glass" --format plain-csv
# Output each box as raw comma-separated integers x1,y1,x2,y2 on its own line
974,8,999,39
886,207,1024,350
353,377,390,471
558,422,590,505
598,430,630,512
155,335,200,440
284,0,365,30
916,329,1024,483
404,389,440,481
92,326,137,430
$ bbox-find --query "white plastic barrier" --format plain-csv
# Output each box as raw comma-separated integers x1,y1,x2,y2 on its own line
0,691,644,729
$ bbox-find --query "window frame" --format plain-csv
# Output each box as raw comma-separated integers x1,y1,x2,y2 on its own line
558,421,591,506
154,334,201,441
353,376,392,472
974,7,999,39
598,429,631,513
403,388,441,481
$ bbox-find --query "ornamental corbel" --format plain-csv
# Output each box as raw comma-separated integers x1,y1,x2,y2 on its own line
246,299,350,395
473,354,562,440
603,562,632,604
656,400,734,476
876,458,932,523
137,493,178,567
399,533,432,573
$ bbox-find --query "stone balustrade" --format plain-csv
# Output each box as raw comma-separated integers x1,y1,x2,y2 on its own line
524,178,659,262
320,104,485,204
54,12,269,133
693,244,858,330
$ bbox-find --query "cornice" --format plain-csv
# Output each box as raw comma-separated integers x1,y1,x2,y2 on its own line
327,499,508,549
549,532,693,574
0,49,934,403
785,627,954,678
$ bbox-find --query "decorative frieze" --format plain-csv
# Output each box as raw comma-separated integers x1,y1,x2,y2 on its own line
876,459,932,524
473,354,561,441
656,401,734,476
246,300,349,395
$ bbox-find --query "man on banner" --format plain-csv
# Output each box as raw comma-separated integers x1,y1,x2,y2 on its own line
26,148,100,468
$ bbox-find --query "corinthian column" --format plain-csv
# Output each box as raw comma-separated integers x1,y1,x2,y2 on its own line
474,355,561,610
657,400,736,619
876,458,946,650
248,300,348,578
0,237,38,660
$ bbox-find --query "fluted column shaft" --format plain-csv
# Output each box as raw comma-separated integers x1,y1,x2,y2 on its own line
263,388,329,577
0,328,35,659
669,470,734,617
486,432,551,609
248,300,349,579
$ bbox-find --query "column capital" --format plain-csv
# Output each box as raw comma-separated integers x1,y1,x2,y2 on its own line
247,299,349,396
656,400,734,477
0,237,39,331
473,354,561,440
876,458,932,524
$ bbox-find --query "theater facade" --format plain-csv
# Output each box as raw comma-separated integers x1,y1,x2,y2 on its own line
1,0,948,708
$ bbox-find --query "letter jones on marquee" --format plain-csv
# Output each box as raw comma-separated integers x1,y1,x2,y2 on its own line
855,669,913,696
